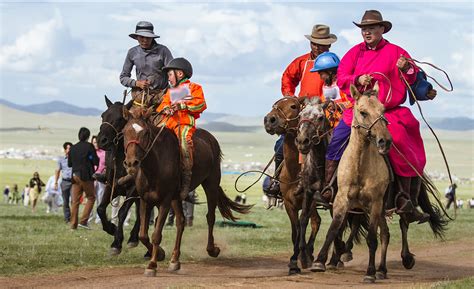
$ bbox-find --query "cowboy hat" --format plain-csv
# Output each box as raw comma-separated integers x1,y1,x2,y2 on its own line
129,21,160,39
304,24,337,45
353,10,392,34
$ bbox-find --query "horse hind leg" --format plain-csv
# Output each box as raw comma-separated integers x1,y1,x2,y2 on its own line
399,218,415,269
168,200,185,271
306,202,322,264
127,198,140,248
201,181,221,258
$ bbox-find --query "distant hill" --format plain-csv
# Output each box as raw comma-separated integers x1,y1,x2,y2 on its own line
0,99,103,116
422,117,474,131
199,122,260,132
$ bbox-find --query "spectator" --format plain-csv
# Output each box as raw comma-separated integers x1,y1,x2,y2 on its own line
29,172,45,213
9,184,20,204
68,127,99,230
166,190,196,227
456,199,464,209
22,184,29,206
3,185,10,203
445,183,457,209
55,142,73,223
90,135,106,224
43,175,62,214
468,198,474,209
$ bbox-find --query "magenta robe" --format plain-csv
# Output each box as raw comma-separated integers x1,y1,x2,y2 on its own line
337,39,426,177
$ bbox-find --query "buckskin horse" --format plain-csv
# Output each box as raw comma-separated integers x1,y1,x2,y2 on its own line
96,96,160,259
122,107,252,276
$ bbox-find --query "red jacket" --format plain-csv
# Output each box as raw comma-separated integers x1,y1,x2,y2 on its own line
281,53,324,98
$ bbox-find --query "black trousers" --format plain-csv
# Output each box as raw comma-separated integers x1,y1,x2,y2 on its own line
61,180,72,222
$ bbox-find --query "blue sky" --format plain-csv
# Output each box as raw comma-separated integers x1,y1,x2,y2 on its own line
1,1,472,117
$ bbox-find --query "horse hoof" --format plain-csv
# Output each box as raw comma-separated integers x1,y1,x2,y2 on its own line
310,262,326,272
168,262,181,271
326,263,337,270
402,254,415,270
109,247,121,256
144,251,152,260
144,268,156,277
341,252,353,263
376,271,387,280
157,247,166,261
207,247,220,258
300,255,311,269
363,275,376,283
288,267,301,275
127,242,139,249
337,261,344,269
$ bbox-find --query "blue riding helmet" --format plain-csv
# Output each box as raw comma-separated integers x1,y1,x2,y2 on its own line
310,52,340,72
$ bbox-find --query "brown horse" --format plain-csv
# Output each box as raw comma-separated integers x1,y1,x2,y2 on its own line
311,83,392,283
122,107,252,276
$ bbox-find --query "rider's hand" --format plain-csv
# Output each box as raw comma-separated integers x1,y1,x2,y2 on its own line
358,74,372,86
396,55,411,72
163,107,173,115
427,89,437,100
135,80,150,89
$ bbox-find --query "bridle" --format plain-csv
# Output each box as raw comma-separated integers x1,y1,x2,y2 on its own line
124,119,168,163
352,113,389,139
100,121,124,146
271,97,301,132
297,117,331,146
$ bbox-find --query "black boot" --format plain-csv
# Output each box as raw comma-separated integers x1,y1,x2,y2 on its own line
180,151,193,201
396,176,430,224
315,160,338,208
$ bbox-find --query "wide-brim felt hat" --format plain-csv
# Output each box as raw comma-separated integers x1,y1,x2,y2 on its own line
353,10,392,34
304,24,337,45
129,21,160,39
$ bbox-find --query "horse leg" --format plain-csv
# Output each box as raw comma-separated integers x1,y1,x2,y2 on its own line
145,202,170,277
97,185,116,235
399,218,415,269
138,199,155,262
306,200,322,263
285,204,301,275
376,216,390,280
341,214,361,263
298,191,313,269
110,197,134,256
168,199,185,271
127,198,140,248
202,182,221,258
363,202,382,283
327,223,346,270
312,196,348,272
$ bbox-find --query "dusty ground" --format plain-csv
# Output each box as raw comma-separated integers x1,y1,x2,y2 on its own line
1,240,473,289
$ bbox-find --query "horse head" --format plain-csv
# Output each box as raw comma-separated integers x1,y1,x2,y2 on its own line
295,98,329,154
264,97,302,135
122,107,155,177
351,83,392,155
97,95,132,150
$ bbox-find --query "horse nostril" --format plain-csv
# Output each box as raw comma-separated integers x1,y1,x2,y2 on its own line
303,138,310,145
269,116,276,124
377,138,386,147
123,160,128,168
132,160,140,167
100,137,108,145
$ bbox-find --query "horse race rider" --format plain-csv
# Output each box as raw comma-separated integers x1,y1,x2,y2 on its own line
156,57,207,201
269,24,338,197
120,21,173,110
308,51,352,207
336,10,431,223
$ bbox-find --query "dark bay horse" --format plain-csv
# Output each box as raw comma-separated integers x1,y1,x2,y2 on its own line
96,96,160,258
122,107,252,276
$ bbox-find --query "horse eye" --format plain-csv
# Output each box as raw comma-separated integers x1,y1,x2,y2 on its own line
290,104,297,109
360,111,368,117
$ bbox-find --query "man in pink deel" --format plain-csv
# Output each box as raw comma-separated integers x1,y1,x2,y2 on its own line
337,10,430,223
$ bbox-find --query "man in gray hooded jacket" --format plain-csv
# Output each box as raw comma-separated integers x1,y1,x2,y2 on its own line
120,21,173,108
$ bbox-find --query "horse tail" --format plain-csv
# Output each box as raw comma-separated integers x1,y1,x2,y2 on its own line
418,175,449,239
345,213,369,244
216,186,253,222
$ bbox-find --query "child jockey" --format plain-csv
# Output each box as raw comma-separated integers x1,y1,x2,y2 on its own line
157,58,207,201
309,52,352,207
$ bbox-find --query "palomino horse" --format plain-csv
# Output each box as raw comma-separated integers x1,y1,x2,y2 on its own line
311,83,392,282
96,96,158,259
122,107,252,276
295,97,368,267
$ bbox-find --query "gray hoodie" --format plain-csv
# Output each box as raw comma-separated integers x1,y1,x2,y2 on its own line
120,41,173,90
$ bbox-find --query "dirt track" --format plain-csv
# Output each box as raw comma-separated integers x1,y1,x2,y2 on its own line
1,240,473,288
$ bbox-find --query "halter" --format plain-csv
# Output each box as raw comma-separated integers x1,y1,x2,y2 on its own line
271,97,301,132
352,114,389,139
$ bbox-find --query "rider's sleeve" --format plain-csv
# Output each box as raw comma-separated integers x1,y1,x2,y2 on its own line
397,48,418,85
186,83,207,113
120,48,136,88
281,56,304,97
156,91,171,113
337,45,360,97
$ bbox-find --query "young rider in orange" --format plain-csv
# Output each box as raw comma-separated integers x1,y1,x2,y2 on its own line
157,58,207,201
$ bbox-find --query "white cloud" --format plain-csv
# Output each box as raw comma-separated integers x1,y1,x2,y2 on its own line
262,70,281,85
36,86,60,96
338,27,360,46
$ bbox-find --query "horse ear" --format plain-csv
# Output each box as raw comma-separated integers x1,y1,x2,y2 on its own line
125,100,133,110
298,96,308,106
122,106,130,121
105,95,113,108
350,84,361,101
373,81,380,96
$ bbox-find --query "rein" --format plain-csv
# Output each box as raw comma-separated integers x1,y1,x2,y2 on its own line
352,114,389,139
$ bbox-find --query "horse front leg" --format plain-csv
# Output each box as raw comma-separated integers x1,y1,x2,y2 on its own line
311,195,348,272
285,203,301,275
145,202,171,277
298,190,313,269
168,199,185,271
376,216,390,280
306,199,322,263
363,202,382,283
97,184,116,235
399,218,415,269
138,199,154,264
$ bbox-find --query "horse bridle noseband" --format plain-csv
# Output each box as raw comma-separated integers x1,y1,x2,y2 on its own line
352,114,389,139
271,97,301,132
100,121,124,146
297,118,331,146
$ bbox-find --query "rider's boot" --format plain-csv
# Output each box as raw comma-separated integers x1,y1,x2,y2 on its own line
315,160,338,208
179,144,193,202
396,176,430,224
268,157,283,197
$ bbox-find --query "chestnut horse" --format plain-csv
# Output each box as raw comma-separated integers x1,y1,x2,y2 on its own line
122,107,252,276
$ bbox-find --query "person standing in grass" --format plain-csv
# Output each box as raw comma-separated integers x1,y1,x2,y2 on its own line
55,142,73,223
29,172,45,213
68,127,99,230
9,184,20,204
90,135,106,224
22,184,30,206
